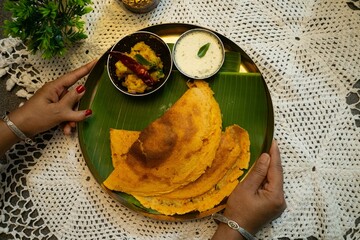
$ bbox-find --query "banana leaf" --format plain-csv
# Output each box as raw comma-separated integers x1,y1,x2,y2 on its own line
78,49,273,219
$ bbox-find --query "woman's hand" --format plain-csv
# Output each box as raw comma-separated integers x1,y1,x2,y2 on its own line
212,140,286,240
8,60,96,137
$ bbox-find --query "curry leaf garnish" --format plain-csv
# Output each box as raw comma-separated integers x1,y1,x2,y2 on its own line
134,54,155,68
197,43,210,58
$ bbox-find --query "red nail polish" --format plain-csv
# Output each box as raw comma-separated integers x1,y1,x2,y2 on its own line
76,85,85,93
85,109,92,116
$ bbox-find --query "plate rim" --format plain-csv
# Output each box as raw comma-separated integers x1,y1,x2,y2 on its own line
78,23,274,221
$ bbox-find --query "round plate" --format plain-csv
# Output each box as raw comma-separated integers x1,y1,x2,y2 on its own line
78,23,274,221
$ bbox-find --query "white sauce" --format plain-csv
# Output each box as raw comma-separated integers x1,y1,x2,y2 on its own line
174,30,224,79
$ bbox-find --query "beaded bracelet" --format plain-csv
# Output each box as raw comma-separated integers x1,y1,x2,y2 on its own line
1,112,35,145
212,213,257,240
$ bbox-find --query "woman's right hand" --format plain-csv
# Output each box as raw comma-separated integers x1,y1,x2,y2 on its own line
212,140,286,239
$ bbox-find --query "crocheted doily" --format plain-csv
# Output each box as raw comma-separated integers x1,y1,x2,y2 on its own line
1,0,359,239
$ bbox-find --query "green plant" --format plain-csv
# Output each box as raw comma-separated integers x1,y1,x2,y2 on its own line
3,0,93,59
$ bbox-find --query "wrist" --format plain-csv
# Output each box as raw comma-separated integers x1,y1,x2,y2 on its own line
2,111,36,145
212,222,246,240
212,213,256,240
8,108,37,137
223,209,258,235
0,119,23,155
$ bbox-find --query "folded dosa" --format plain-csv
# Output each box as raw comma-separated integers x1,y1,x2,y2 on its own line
103,80,222,196
134,125,250,215
109,125,249,198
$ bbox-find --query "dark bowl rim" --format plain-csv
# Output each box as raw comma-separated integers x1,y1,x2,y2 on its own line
106,31,173,97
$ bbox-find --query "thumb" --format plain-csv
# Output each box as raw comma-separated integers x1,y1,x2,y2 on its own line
242,153,270,192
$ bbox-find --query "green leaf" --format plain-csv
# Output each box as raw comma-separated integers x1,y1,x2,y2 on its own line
39,7,51,17
134,54,155,68
74,18,85,29
3,20,18,36
167,43,174,53
40,36,50,50
42,2,58,19
197,42,210,58
219,52,241,72
82,6,93,14
68,32,87,42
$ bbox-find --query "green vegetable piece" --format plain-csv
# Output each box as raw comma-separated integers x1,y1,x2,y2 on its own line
197,42,211,58
134,54,155,68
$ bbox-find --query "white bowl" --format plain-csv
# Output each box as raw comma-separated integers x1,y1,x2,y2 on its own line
173,28,225,79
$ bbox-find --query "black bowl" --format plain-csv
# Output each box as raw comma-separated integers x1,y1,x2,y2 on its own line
107,31,173,96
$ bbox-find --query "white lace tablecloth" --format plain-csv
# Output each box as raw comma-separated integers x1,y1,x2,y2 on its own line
1,0,360,239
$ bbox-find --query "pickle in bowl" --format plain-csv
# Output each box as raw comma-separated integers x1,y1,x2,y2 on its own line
107,31,173,96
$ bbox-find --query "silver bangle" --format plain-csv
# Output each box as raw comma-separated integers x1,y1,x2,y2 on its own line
1,112,35,145
212,213,257,240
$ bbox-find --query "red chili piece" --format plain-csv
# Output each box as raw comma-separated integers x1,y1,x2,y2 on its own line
110,51,155,86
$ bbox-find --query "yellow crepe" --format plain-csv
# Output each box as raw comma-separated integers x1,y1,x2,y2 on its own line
134,125,250,215
109,129,140,168
109,125,249,199
160,124,249,199
103,80,222,196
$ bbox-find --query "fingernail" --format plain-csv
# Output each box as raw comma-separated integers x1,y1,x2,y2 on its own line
76,85,85,93
85,109,92,117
